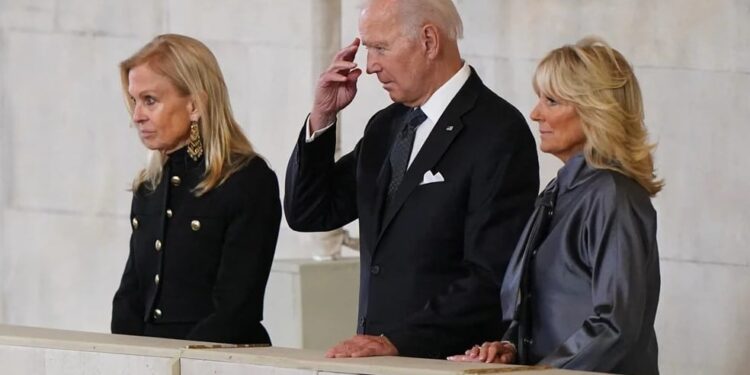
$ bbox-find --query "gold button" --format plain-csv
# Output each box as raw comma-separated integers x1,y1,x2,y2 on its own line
191,220,201,231
131,217,139,229
153,309,162,319
155,240,162,251
154,274,160,285
170,176,181,186
166,209,173,218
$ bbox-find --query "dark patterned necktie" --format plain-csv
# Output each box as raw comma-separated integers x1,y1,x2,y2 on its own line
387,107,427,203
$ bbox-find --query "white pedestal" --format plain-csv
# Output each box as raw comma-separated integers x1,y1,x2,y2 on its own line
263,258,360,350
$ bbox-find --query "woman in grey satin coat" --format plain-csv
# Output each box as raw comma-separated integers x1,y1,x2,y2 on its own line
449,37,663,375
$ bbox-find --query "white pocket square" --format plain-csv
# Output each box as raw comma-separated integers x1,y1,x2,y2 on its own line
420,171,445,185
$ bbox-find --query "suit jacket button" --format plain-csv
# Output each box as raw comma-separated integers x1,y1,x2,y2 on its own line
155,240,162,251
131,217,139,229
166,209,173,218
170,176,181,187
523,338,534,345
154,274,160,285
358,317,366,327
370,265,381,275
153,309,162,320
191,220,201,231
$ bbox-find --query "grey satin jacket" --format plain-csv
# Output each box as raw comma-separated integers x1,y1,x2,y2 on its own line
500,154,660,375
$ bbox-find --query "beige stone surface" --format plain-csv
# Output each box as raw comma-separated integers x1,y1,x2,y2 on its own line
182,358,313,375
56,0,163,37
656,260,750,375
4,31,142,215
166,0,314,47
30,346,176,375
0,0,56,31
455,0,749,73
181,346,599,375
0,325,604,374
2,209,129,331
0,325,190,374
639,68,750,265
0,324,209,356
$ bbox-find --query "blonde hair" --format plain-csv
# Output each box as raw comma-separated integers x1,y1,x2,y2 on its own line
120,34,255,196
533,37,663,196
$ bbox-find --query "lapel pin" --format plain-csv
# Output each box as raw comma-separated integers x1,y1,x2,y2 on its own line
446,125,454,131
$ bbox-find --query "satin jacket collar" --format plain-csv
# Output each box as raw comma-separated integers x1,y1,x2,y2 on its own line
556,153,595,196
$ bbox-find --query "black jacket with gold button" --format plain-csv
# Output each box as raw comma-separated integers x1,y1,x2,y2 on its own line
112,147,281,344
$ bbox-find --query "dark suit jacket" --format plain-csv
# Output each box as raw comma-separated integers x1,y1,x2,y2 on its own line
501,154,660,375
112,147,281,344
285,69,539,358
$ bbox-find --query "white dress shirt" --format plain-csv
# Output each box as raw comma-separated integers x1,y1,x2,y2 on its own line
307,63,471,169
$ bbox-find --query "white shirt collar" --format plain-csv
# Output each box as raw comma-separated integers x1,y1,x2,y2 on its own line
420,63,471,124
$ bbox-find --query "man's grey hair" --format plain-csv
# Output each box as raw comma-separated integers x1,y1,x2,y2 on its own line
362,0,464,41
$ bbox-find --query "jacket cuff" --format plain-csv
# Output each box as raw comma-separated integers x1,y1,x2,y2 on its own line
296,115,337,168
384,330,443,359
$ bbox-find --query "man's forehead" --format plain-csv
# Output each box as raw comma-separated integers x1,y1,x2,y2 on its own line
359,11,400,44
359,30,396,47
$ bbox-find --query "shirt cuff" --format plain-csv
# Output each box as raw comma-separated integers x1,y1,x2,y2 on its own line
305,116,335,143
500,340,517,353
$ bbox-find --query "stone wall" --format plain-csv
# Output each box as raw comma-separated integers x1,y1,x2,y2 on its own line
1,1,748,374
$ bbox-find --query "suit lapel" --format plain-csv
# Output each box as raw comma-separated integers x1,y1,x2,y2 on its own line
374,71,481,249
371,153,391,236
358,105,407,250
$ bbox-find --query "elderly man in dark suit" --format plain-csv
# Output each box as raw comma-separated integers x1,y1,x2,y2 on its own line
285,0,539,359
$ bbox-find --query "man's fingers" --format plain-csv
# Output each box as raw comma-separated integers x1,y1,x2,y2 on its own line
327,61,358,73
326,335,398,359
332,344,355,358
485,343,499,363
319,67,361,88
341,37,361,61
332,38,360,62
325,338,355,358
349,347,374,358
325,346,341,358
347,68,363,81
320,72,349,84
477,342,491,360
499,352,514,364
468,345,480,357
446,354,481,362
332,45,356,62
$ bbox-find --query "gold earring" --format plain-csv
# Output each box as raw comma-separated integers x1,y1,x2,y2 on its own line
187,121,204,161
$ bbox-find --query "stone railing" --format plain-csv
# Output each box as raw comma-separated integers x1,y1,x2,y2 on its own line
0,324,604,374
